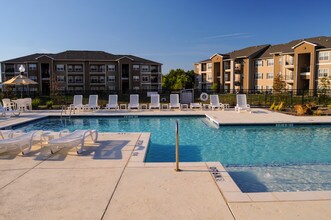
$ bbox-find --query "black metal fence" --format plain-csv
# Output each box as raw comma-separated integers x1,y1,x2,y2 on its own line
0,89,330,109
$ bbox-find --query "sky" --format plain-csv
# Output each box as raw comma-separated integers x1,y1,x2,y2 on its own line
0,0,331,74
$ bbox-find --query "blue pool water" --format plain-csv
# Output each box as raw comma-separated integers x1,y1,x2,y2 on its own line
12,116,331,192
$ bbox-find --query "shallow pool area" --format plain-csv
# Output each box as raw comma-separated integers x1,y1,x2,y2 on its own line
12,116,331,192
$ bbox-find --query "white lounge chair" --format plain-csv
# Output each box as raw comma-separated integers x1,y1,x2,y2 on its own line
169,94,181,110
235,94,251,113
128,94,140,110
1,99,20,116
84,95,100,111
149,94,160,110
210,95,224,110
47,129,98,154
0,130,23,139
105,95,119,110
0,130,42,155
69,95,84,113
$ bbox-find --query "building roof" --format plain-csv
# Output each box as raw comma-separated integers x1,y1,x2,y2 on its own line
226,44,270,59
2,50,162,65
260,36,331,57
195,58,211,64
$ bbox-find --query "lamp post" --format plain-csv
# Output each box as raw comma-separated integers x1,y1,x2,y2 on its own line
19,64,25,98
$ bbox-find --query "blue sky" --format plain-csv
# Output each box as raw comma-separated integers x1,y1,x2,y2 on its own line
0,0,331,73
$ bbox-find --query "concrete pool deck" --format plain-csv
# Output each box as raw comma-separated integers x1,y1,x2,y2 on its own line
0,108,330,219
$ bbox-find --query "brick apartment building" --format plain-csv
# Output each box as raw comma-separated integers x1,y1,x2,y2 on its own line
1,50,162,94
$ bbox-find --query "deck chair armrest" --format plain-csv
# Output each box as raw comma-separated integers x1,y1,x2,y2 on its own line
59,129,70,137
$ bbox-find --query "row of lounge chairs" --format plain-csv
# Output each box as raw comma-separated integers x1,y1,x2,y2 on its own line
0,129,98,155
70,94,251,112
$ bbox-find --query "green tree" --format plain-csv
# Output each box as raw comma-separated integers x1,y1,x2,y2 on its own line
273,73,286,93
211,83,218,93
162,69,195,91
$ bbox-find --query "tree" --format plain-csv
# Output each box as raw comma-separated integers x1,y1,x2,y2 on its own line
211,83,218,93
162,69,195,91
273,73,286,93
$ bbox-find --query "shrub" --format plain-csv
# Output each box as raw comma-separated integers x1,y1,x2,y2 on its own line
32,98,41,109
46,100,54,109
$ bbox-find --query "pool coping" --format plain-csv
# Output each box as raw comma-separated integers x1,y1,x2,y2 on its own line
1,110,331,203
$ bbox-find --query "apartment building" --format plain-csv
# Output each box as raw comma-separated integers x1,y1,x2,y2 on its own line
1,50,162,94
195,36,331,93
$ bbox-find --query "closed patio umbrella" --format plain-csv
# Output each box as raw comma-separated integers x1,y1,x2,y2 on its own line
2,74,38,98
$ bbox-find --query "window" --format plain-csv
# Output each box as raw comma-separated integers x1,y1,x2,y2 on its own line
68,76,74,83
133,65,140,71
224,74,230,81
91,87,99,91
99,76,105,83
255,85,263,90
318,68,329,78
108,75,115,82
57,76,65,82
108,65,116,71
68,65,73,72
109,86,116,91
255,60,263,67
29,64,37,70
255,73,263,79
29,76,37,81
207,74,212,81
267,59,274,66
75,87,83,92
133,76,139,81
74,65,83,72
319,51,329,61
142,75,149,82
75,76,83,83
133,86,140,91
56,64,65,71
266,73,274,79
141,65,150,72
91,76,98,83
30,87,38,92
207,63,212,69
266,86,273,91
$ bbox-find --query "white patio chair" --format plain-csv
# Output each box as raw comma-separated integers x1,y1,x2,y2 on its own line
84,95,100,111
1,99,20,116
24,98,32,111
190,103,202,110
47,129,98,154
169,94,180,110
69,95,84,113
105,95,119,110
149,94,160,110
0,130,43,155
210,95,224,110
128,94,140,110
235,94,251,113
15,99,27,111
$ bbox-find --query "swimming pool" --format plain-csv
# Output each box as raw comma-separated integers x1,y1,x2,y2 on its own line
13,116,331,192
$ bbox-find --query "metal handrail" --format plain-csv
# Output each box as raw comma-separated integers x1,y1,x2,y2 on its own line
175,120,180,172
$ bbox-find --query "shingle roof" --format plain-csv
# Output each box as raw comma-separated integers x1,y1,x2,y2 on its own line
195,58,211,64
226,44,270,59
259,36,331,57
1,50,162,65
2,53,54,63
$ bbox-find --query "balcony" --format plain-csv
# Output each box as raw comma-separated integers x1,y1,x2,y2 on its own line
234,63,241,71
300,67,310,79
285,60,294,69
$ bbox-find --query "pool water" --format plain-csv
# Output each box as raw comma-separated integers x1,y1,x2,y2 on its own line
13,116,331,192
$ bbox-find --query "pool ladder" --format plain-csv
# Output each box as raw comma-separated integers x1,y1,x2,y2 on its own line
61,105,72,119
